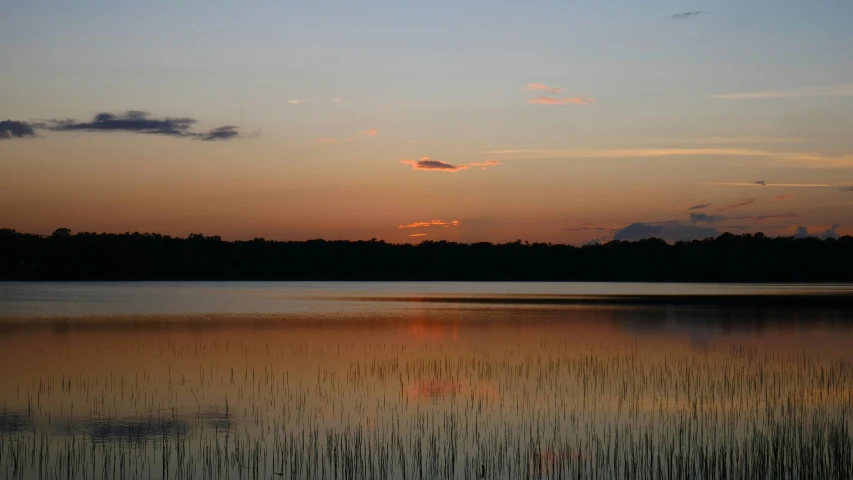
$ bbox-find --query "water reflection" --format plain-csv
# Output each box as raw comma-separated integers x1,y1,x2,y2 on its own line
1,282,853,478
0,412,33,435
3,281,853,317
1,409,235,442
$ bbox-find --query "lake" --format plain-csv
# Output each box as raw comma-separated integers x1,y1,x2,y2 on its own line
2,282,853,479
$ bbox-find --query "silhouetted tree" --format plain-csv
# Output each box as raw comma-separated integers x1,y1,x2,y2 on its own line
0,228,851,282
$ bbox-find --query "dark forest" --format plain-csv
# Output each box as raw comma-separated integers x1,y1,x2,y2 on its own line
2,228,852,282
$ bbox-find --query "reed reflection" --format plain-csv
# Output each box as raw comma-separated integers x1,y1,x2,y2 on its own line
1,305,853,478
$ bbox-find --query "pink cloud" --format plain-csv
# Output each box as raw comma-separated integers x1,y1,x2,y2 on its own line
359,128,378,137
401,157,469,172
316,138,338,144
528,97,596,106
526,84,563,93
399,220,460,229
409,233,427,237
469,159,503,170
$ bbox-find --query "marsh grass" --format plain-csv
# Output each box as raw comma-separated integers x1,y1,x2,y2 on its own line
1,340,852,479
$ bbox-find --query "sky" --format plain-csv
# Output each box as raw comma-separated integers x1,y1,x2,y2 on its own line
2,0,853,244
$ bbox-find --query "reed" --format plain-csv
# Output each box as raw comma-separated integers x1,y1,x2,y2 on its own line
1,339,852,479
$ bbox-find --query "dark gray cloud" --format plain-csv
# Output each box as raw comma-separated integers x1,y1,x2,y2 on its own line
416,160,463,170
754,180,766,186
614,223,663,240
843,186,853,192
199,126,240,141
687,203,711,210
821,224,841,240
401,157,469,172
794,226,811,238
689,213,723,224
673,11,708,19
49,111,241,141
0,120,37,140
614,222,718,242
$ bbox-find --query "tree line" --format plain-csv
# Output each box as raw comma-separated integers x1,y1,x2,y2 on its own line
1,228,852,282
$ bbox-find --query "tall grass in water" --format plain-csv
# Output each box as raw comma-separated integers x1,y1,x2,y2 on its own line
1,340,852,479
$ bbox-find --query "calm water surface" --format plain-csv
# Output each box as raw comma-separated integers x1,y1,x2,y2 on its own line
2,282,853,479
3,281,853,316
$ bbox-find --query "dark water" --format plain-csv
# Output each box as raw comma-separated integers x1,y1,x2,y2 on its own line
3,281,853,316
1,282,853,479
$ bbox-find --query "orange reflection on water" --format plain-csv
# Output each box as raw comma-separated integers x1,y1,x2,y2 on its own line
404,380,499,402
407,319,458,342
405,380,460,400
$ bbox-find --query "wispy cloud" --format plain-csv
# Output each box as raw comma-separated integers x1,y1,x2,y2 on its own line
714,84,853,100
399,220,459,229
713,182,831,187
486,148,771,160
409,233,427,237
289,98,343,104
717,199,756,211
562,222,618,232
0,120,37,140
525,84,563,93
687,203,712,211
726,224,789,231
49,111,243,141
670,137,807,145
777,153,853,167
672,11,708,19
469,160,503,170
359,128,378,137
528,97,596,106
737,213,799,223
484,147,853,166
774,194,795,200
401,157,469,172
316,138,338,144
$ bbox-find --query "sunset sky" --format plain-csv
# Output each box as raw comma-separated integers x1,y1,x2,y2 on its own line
2,0,853,244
